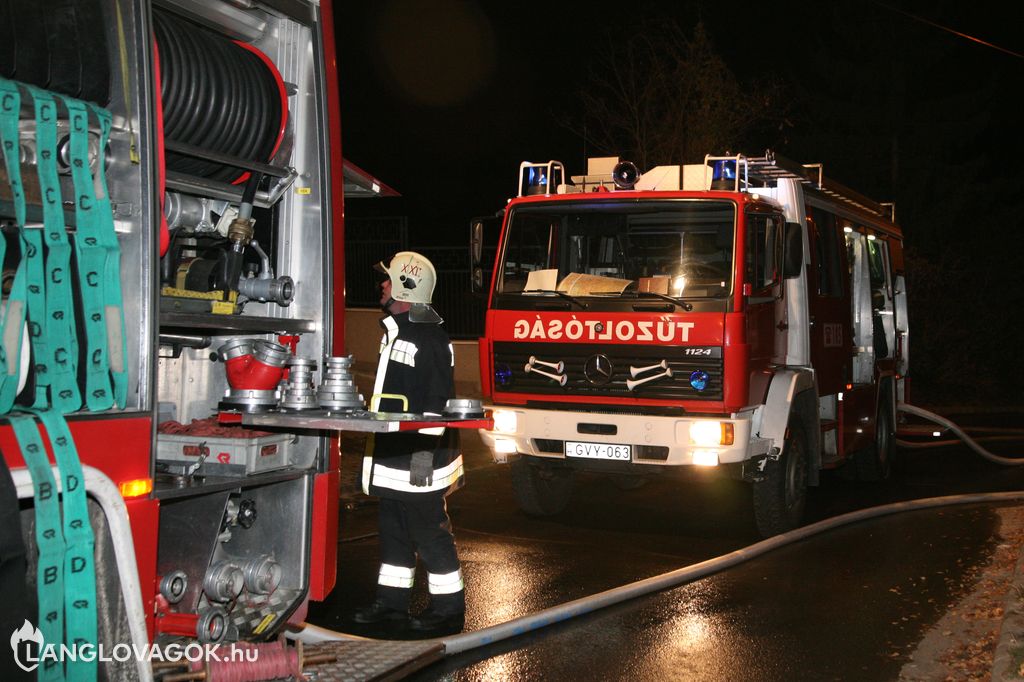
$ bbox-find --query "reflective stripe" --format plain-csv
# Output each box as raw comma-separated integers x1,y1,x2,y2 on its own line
372,317,398,401
449,343,455,367
378,563,415,589
361,454,372,495
428,569,464,595
390,339,417,367
370,455,464,494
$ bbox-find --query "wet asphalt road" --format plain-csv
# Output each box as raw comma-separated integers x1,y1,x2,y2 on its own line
307,413,1024,680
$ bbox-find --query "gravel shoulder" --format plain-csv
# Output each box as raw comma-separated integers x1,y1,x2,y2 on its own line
900,505,1024,682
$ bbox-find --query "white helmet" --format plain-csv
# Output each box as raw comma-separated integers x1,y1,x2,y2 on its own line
375,251,442,323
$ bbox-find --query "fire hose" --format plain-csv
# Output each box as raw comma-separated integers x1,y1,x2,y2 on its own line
295,490,1024,659
896,403,1024,466
294,405,1024,660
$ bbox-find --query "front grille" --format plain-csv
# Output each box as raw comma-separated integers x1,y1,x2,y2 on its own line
535,438,562,454
493,342,723,401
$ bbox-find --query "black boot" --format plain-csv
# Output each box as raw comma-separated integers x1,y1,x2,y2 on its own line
350,600,408,624
408,608,464,634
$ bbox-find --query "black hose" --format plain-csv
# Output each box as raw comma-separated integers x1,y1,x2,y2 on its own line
153,9,283,182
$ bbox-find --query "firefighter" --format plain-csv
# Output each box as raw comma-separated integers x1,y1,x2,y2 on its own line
351,251,466,635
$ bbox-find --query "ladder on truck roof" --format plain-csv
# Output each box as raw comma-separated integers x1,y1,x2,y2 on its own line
714,151,896,223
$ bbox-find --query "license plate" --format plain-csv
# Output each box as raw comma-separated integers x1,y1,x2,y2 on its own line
565,441,632,461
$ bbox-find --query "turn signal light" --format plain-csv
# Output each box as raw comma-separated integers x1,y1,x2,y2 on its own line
119,478,153,498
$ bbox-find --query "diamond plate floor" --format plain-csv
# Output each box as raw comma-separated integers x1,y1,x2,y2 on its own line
302,639,443,681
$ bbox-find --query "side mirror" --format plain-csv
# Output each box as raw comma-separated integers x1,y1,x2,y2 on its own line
469,215,500,295
471,220,484,264
783,221,803,279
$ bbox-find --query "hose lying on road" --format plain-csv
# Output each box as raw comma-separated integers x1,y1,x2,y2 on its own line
897,403,1024,466
293,489,1024,656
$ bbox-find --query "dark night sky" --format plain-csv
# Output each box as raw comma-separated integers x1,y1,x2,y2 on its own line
335,0,1022,246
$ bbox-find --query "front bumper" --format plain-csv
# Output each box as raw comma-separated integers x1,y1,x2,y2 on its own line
479,405,769,467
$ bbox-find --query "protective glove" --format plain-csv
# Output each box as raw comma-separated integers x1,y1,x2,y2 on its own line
410,451,434,487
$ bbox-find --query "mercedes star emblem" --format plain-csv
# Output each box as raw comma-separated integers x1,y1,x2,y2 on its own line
584,354,614,385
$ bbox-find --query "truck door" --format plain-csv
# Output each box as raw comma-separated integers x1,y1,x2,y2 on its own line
806,208,849,395
744,211,786,368
845,226,875,385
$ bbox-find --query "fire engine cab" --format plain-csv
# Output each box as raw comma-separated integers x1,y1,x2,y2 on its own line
472,153,909,537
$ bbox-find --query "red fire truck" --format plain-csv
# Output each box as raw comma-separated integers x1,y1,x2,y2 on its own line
472,153,908,537
0,1,464,679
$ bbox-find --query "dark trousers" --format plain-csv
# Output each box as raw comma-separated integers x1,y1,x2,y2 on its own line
377,495,464,615
0,456,35,681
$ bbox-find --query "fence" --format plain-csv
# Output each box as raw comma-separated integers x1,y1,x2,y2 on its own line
344,217,487,339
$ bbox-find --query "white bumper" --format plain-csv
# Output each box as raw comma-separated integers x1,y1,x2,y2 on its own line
479,405,770,467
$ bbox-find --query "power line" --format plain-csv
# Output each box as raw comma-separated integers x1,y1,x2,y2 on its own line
872,1,1024,60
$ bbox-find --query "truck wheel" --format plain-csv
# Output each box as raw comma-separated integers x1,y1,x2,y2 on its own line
511,457,574,516
753,422,808,537
856,396,894,481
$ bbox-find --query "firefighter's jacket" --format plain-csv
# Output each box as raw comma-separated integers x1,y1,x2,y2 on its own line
361,312,464,501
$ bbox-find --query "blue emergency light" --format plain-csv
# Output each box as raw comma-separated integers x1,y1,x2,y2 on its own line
712,160,736,182
495,363,513,387
518,161,565,196
689,369,710,391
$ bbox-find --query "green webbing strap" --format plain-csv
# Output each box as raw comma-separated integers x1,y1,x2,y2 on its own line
26,408,97,682
0,79,17,386
3,80,98,681
8,413,66,682
63,98,113,411
22,210,48,410
24,225,48,407
29,86,82,413
0,79,30,414
85,104,128,409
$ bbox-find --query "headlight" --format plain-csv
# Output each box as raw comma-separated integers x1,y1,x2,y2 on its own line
689,421,734,446
492,409,518,434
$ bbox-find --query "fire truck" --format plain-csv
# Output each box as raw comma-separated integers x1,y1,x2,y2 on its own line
0,1,490,680
472,153,908,537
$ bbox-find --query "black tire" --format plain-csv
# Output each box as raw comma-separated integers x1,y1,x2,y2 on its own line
753,422,809,537
510,457,575,516
856,395,894,482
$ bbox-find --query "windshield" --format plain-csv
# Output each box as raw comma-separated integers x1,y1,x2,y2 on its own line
497,200,735,299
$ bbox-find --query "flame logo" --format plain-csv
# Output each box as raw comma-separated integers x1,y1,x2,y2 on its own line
10,620,44,672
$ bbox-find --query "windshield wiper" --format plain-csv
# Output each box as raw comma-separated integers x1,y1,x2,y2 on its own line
623,291,693,311
521,289,589,309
